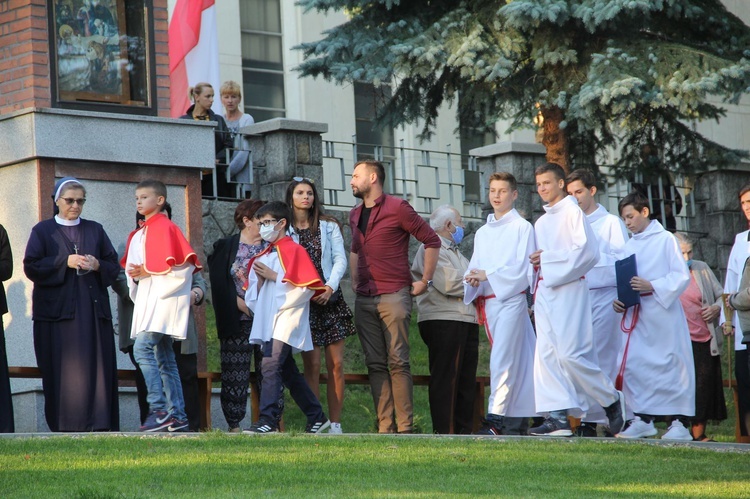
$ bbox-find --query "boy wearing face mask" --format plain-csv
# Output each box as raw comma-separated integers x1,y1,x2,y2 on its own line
243,201,330,433
411,205,478,434
463,172,537,435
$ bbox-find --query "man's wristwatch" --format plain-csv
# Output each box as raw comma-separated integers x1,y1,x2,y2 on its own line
422,278,434,288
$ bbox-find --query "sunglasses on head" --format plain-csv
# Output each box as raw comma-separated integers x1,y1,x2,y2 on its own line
293,176,314,184
61,197,86,206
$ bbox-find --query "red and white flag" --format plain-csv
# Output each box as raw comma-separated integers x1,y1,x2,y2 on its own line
168,0,222,118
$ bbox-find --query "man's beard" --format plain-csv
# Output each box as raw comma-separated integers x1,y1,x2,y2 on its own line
352,185,369,199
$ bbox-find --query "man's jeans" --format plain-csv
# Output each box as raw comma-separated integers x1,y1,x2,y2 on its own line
134,331,186,421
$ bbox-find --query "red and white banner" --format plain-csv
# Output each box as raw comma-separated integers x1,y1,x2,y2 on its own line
168,0,222,118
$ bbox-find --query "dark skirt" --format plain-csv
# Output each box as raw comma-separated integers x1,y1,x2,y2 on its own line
33,286,119,432
692,340,727,423
309,296,357,347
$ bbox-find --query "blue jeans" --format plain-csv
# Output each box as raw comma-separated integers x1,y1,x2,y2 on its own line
134,331,186,421
258,339,323,426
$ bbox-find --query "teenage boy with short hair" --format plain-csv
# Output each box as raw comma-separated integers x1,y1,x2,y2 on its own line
566,169,629,436
529,163,626,437
464,172,537,435
614,192,694,440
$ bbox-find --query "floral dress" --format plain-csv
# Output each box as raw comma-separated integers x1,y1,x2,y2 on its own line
297,227,356,346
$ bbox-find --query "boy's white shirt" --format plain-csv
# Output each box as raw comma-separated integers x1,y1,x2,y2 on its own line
245,249,314,353
617,219,694,416
126,228,194,339
464,208,536,303
585,203,629,289
530,195,600,289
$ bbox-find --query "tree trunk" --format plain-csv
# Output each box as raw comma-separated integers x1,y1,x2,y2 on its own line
541,106,571,174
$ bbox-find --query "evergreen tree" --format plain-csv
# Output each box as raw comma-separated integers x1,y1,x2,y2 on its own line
296,0,750,175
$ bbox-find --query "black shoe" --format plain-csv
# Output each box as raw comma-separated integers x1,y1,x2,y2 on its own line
604,390,626,435
574,422,597,438
529,417,572,437
473,416,504,436
305,416,331,434
243,421,278,434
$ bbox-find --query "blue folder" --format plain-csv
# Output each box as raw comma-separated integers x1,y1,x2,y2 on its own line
615,254,640,308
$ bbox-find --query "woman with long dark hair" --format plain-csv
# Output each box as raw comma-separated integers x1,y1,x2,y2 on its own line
286,178,356,434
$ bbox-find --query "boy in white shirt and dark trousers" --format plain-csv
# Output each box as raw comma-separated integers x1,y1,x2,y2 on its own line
243,201,330,434
529,163,626,437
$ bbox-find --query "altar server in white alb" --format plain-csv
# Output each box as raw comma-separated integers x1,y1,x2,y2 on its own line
566,169,629,436
464,172,537,436
528,163,626,437
614,191,694,440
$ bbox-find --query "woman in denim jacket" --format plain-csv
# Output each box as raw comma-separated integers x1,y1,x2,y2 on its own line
287,178,356,434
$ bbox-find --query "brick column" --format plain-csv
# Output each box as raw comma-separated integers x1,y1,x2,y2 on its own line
0,0,51,112
0,0,170,116
153,1,171,117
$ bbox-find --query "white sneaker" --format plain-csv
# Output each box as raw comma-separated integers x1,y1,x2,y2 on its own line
661,420,693,441
329,422,343,435
615,417,658,439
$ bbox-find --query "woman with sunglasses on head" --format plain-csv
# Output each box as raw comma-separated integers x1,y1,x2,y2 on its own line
287,177,356,434
23,177,120,432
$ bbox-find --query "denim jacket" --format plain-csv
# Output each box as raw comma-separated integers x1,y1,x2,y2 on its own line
289,219,347,292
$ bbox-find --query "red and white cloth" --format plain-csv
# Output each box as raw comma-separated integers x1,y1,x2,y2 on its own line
168,0,222,117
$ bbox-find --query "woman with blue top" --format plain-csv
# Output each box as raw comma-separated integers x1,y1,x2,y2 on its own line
287,177,356,434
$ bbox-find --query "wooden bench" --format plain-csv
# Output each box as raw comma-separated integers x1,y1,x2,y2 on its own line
8,366,489,432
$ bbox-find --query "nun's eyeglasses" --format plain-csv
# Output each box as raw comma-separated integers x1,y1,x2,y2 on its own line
62,198,86,206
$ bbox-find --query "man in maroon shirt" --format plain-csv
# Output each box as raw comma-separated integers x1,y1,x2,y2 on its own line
349,159,440,433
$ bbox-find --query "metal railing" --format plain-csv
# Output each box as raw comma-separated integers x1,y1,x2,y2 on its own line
212,131,697,232
322,137,485,220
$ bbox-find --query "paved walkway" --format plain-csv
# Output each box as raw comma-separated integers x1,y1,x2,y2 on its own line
1,431,748,452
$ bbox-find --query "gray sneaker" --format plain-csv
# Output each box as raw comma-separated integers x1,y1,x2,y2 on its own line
529,417,572,437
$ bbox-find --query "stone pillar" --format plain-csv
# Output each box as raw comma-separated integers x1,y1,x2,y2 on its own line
469,142,547,222
243,118,329,202
692,166,750,280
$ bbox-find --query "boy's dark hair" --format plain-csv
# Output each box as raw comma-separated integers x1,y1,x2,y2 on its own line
136,179,170,214
137,179,167,199
354,159,386,186
618,191,651,216
488,172,518,191
739,183,750,201
534,162,566,182
255,201,291,228
566,169,597,190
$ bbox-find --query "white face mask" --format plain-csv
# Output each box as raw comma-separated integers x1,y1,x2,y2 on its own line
259,221,281,242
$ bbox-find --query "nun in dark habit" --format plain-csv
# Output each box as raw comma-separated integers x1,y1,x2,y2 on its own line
23,177,120,431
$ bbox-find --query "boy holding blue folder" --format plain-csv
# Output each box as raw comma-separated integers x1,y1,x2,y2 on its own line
613,192,694,440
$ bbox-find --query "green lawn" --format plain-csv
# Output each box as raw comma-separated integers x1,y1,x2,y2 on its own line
1,434,748,497
203,306,738,439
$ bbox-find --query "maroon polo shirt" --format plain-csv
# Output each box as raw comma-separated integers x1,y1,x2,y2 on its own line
350,193,440,296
